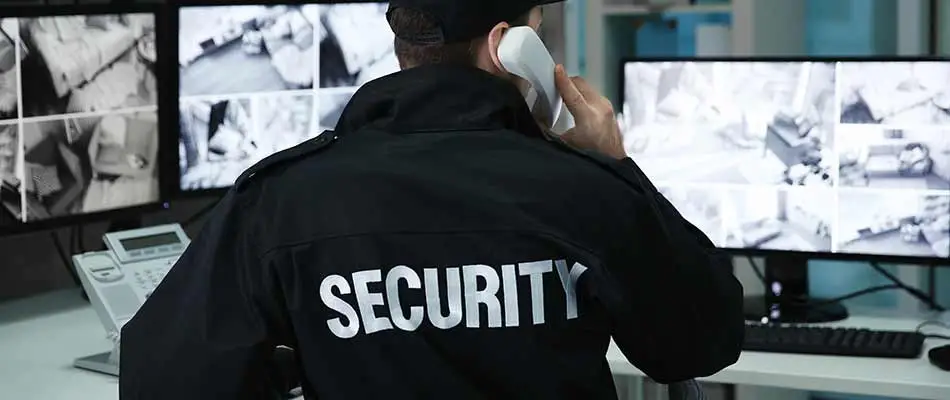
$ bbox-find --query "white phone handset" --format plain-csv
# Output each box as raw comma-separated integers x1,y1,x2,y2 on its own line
497,26,575,136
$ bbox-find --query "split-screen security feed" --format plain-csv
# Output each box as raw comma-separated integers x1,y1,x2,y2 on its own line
178,3,398,191
623,61,950,260
0,13,161,228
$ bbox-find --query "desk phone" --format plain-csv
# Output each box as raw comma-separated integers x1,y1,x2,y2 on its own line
71,223,190,376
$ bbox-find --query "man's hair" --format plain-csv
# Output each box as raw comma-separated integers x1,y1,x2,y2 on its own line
390,8,531,68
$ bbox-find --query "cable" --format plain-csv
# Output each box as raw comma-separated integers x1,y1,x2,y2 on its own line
747,256,765,284
927,265,938,308
76,224,86,253
70,225,80,254
868,261,945,312
917,320,950,331
749,257,900,306
50,231,80,286
916,320,950,341
809,284,901,307
745,256,946,312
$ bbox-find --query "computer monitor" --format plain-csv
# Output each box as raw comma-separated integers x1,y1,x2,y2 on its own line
0,5,168,236
620,58,950,264
622,57,950,323
176,2,398,193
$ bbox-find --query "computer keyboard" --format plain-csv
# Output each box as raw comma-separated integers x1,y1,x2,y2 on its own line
743,324,926,358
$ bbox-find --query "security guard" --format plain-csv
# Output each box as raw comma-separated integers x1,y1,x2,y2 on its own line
119,0,744,398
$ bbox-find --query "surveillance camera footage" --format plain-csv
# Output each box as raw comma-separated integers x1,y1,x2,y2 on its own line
179,98,253,191
625,60,950,260
836,191,949,258
317,90,355,132
658,186,724,246
839,62,950,126
19,14,158,118
178,3,398,191
0,123,20,225
837,126,950,191
0,13,162,228
621,61,837,188
179,5,318,97
722,187,834,253
318,3,398,89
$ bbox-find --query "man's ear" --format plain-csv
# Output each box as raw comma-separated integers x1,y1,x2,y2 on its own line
486,21,510,74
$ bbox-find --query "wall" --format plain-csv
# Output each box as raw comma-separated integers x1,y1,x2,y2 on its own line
805,0,897,56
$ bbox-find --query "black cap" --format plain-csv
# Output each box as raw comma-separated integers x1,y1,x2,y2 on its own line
387,0,564,45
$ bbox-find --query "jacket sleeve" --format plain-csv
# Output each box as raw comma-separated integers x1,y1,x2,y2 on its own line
598,156,745,384
119,191,292,399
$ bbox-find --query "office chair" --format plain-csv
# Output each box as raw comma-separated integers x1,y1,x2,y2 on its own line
667,379,707,400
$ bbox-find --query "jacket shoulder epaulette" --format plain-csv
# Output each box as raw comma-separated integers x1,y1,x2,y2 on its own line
235,131,338,190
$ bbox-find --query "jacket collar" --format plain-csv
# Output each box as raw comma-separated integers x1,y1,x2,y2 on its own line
336,64,545,138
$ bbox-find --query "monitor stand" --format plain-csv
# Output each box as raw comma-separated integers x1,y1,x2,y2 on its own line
742,254,848,324
74,336,120,376
74,350,119,376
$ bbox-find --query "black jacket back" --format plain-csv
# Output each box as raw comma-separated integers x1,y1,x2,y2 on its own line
120,65,744,399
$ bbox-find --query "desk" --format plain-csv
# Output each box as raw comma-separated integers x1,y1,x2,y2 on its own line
0,290,118,400
608,311,950,400
1,290,948,400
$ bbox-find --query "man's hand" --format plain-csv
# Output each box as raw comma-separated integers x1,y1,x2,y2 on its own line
554,65,627,160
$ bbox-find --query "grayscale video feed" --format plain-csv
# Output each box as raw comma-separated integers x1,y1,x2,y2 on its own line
0,123,20,226
178,98,254,190
721,188,833,252
838,126,950,190
318,3,398,88
19,14,157,118
20,111,159,221
179,5,318,96
0,19,20,121
839,62,950,125
317,90,355,131
837,192,950,259
258,94,316,153
657,186,723,245
0,12,162,225
621,61,837,187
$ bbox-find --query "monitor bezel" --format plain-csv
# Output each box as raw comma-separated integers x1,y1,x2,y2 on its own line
0,4,175,238
618,56,950,266
171,0,388,199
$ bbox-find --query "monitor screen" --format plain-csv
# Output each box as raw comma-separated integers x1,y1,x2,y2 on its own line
621,60,950,261
177,2,398,191
0,11,162,231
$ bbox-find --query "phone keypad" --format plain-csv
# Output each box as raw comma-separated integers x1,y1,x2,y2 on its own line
133,255,182,297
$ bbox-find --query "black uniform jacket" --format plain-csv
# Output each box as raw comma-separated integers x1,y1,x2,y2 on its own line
119,64,744,400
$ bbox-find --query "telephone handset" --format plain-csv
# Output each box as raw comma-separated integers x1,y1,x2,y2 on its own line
497,26,576,136
71,224,190,376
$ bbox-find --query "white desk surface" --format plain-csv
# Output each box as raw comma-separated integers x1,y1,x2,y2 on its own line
0,290,119,400
608,310,950,400
2,289,949,400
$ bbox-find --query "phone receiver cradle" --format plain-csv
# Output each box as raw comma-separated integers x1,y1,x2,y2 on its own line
497,26,575,136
